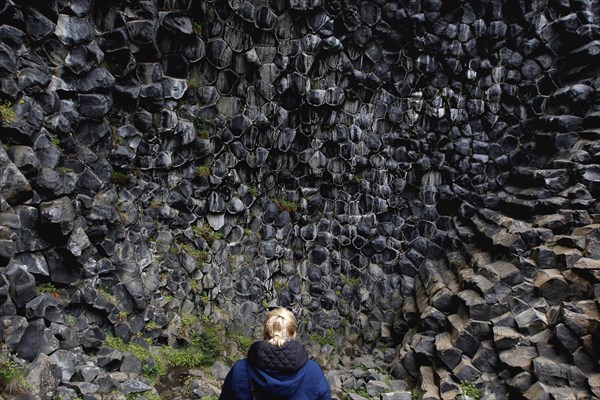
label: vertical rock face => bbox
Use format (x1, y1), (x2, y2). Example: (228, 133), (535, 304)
(0, 0), (599, 398)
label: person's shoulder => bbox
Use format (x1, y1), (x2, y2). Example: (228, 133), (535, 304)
(303, 359), (325, 373)
(233, 358), (249, 368)
(228, 358), (249, 374)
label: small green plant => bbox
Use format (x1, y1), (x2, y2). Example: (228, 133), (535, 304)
(233, 333), (254, 353)
(198, 131), (209, 140)
(192, 21), (202, 35)
(459, 379), (481, 399)
(161, 346), (206, 368)
(194, 118), (212, 135)
(65, 315), (77, 327)
(162, 329), (222, 368)
(97, 287), (117, 304)
(343, 276), (360, 286)
(0, 357), (29, 395)
(180, 314), (198, 330)
(273, 279), (287, 290)
(126, 393), (162, 400)
(188, 70), (202, 90)
(411, 387), (421, 399)
(141, 362), (161, 378)
(118, 311), (128, 322)
(181, 243), (209, 262)
(199, 293), (209, 305)
(38, 282), (61, 299)
(111, 171), (129, 185)
(193, 225), (224, 245)
(342, 387), (369, 398)
(190, 280), (201, 293)
(104, 336), (166, 381)
(248, 186), (258, 196)
(192, 117), (214, 132)
(196, 165), (211, 177)
(309, 328), (336, 347)
(49, 135), (59, 146)
(271, 198), (298, 212)
(0, 102), (16, 124)
(57, 166), (73, 174)
(192, 329), (223, 364)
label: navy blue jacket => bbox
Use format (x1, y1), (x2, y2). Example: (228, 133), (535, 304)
(219, 340), (331, 400)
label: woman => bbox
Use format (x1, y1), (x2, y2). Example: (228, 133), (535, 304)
(219, 307), (331, 400)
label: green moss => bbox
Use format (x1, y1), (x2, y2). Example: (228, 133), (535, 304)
(37, 283), (60, 298)
(194, 117), (213, 140)
(411, 387), (421, 399)
(309, 328), (336, 347)
(233, 333), (254, 353)
(0, 102), (16, 125)
(162, 329), (222, 368)
(126, 393), (162, 400)
(105, 315), (226, 385)
(181, 243), (208, 262)
(118, 311), (128, 321)
(342, 387), (369, 398)
(193, 225), (224, 245)
(196, 165), (211, 177)
(459, 379), (481, 399)
(188, 70), (202, 90)
(180, 314), (198, 329)
(146, 321), (160, 330)
(65, 315), (77, 327)
(111, 171), (129, 185)
(273, 279), (287, 290)
(271, 198), (298, 212)
(104, 336), (166, 381)
(199, 293), (209, 304)
(97, 287), (118, 304)
(192, 22), (202, 35)
(343, 276), (360, 286)
(105, 337), (149, 361)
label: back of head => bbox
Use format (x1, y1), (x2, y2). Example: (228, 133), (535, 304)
(263, 307), (297, 347)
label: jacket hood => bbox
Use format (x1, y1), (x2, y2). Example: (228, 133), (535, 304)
(246, 340), (310, 397)
(247, 340), (308, 373)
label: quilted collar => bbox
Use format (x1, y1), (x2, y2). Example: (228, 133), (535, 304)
(247, 340), (309, 373)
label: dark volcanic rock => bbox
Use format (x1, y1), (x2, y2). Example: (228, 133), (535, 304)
(0, 1), (599, 399)
(55, 14), (95, 45)
(0, 147), (33, 205)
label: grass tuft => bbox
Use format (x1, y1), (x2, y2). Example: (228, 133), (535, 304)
(0, 357), (29, 395)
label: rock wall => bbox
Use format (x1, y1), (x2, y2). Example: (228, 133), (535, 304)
(0, 0), (599, 398)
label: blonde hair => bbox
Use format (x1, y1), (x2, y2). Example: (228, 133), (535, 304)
(263, 307), (297, 347)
